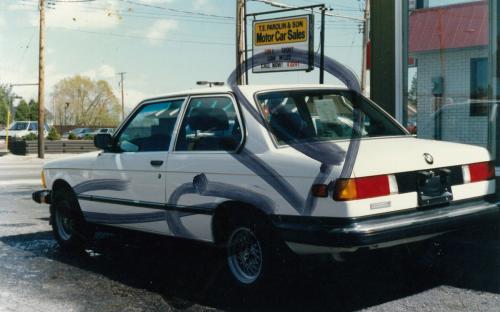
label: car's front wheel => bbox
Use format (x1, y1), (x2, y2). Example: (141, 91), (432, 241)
(51, 189), (94, 251)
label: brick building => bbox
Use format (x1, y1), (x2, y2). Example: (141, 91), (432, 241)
(409, 1), (491, 148)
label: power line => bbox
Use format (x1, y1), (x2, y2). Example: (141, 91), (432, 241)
(121, 0), (234, 19)
(53, 27), (236, 46)
(3, 1), (235, 24)
(7, 0), (234, 21)
(250, 0), (364, 22)
(297, 0), (362, 11)
(53, 0), (96, 2)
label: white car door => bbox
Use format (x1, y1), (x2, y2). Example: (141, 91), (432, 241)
(78, 98), (185, 235)
(165, 94), (247, 241)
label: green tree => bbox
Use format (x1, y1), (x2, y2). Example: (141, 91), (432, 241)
(27, 99), (54, 123)
(47, 127), (61, 141)
(52, 75), (121, 127)
(28, 99), (38, 120)
(408, 75), (418, 104)
(0, 84), (13, 126)
(15, 99), (30, 121)
(0, 101), (7, 126)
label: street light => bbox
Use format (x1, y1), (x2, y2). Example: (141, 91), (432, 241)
(64, 102), (69, 126)
(196, 81), (225, 88)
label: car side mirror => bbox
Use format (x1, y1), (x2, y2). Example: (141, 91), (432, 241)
(94, 133), (113, 151)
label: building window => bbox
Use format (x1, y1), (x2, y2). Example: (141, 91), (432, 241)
(470, 57), (489, 116)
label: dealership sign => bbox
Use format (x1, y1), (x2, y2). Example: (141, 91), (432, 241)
(252, 15), (314, 73)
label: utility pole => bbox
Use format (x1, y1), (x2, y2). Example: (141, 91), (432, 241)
(118, 72), (126, 121)
(236, 0), (246, 85)
(361, 0), (370, 95)
(37, 0), (46, 159)
(320, 7), (326, 84)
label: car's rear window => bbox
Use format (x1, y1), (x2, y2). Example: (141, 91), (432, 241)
(256, 89), (406, 145)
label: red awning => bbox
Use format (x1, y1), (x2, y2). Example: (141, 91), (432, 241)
(409, 1), (488, 53)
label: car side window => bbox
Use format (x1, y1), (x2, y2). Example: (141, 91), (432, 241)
(116, 99), (184, 152)
(29, 122), (38, 131)
(175, 96), (243, 151)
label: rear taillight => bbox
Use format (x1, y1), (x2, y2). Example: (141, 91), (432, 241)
(463, 161), (495, 183)
(334, 174), (398, 201)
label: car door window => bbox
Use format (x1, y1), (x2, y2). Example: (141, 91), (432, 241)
(116, 99), (184, 152)
(175, 96), (243, 151)
(29, 122), (38, 131)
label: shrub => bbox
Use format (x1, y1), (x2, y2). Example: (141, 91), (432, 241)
(47, 127), (61, 141)
(83, 134), (94, 140)
(68, 133), (77, 140)
(22, 133), (37, 141)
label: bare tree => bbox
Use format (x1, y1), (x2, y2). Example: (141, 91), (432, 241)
(52, 75), (121, 127)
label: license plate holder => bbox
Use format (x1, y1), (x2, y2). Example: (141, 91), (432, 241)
(417, 169), (453, 207)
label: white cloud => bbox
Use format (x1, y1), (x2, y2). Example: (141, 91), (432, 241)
(83, 64), (116, 80)
(6, 3), (34, 12)
(193, 0), (209, 9)
(146, 20), (178, 45)
(0, 16), (5, 31)
(0, 62), (65, 106)
(124, 89), (147, 112)
(192, 0), (214, 12)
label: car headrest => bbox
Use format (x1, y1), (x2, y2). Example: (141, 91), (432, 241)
(151, 118), (176, 136)
(188, 107), (229, 131)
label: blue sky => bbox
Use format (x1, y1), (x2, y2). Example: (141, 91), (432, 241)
(0, 0), (366, 113)
(0, 0), (468, 113)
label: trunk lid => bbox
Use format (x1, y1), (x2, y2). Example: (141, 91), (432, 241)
(350, 136), (491, 177)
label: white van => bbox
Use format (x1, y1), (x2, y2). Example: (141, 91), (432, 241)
(0, 121), (49, 139)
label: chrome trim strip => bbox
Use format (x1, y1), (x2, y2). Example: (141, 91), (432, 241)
(331, 201), (500, 235)
(77, 194), (214, 215)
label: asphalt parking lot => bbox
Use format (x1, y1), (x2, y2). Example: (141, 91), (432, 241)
(0, 154), (500, 311)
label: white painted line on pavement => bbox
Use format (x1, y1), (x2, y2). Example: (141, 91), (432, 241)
(0, 165), (42, 169)
(0, 179), (41, 186)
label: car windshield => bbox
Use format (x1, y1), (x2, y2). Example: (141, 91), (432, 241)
(256, 89), (407, 145)
(9, 122), (29, 130)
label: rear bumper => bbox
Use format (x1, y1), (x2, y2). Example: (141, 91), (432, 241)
(271, 198), (500, 253)
(32, 189), (52, 204)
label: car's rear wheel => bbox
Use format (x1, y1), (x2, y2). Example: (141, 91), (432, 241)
(227, 226), (263, 285)
(222, 213), (289, 290)
(51, 189), (94, 251)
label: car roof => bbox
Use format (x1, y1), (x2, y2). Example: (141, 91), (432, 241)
(140, 84), (349, 103)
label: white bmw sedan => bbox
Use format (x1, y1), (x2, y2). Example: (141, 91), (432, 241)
(33, 84), (499, 288)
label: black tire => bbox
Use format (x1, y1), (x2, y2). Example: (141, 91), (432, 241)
(50, 188), (94, 251)
(223, 214), (288, 290)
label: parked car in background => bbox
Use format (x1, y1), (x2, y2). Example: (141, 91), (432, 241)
(0, 121), (49, 140)
(63, 128), (93, 139)
(89, 128), (115, 136)
(33, 85), (499, 290)
(0, 138), (6, 154)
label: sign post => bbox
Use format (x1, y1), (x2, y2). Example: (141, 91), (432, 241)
(252, 14), (314, 73)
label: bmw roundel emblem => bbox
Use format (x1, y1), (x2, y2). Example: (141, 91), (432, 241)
(423, 153), (434, 165)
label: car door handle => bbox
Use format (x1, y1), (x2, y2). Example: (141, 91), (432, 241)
(150, 160), (164, 167)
